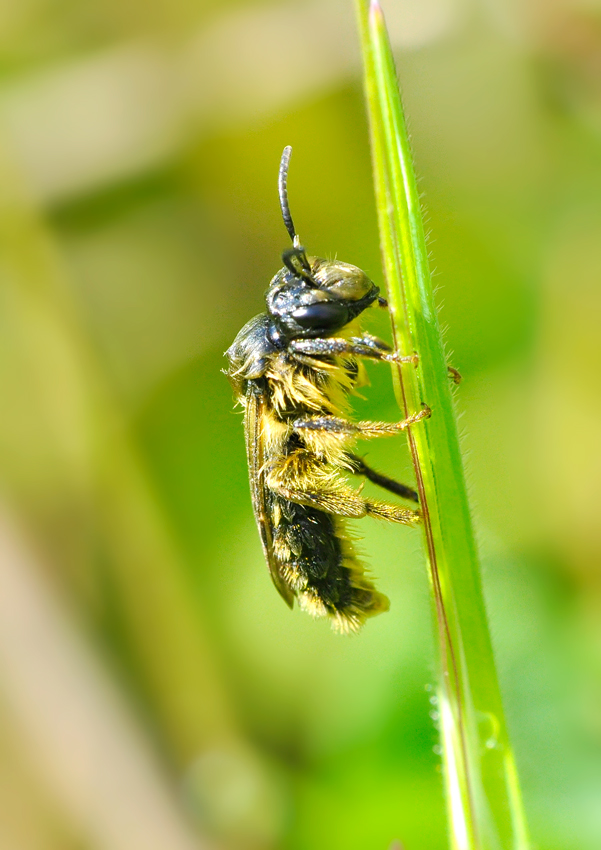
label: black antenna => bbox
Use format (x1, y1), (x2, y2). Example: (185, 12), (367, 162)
(278, 145), (298, 246)
(278, 146), (315, 283)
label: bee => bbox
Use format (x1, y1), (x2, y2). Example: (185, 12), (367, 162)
(226, 146), (428, 633)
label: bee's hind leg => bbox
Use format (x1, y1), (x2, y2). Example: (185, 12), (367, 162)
(265, 455), (420, 526)
(347, 455), (418, 503)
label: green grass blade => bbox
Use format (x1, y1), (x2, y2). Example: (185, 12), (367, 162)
(355, 2), (531, 848)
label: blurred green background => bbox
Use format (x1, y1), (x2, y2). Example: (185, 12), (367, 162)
(0, 0), (600, 848)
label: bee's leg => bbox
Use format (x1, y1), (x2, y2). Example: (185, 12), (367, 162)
(265, 455), (420, 526)
(349, 333), (392, 352)
(290, 337), (418, 365)
(448, 365), (462, 384)
(293, 407), (430, 440)
(347, 455), (418, 503)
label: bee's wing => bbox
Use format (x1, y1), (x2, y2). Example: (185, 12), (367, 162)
(245, 386), (295, 609)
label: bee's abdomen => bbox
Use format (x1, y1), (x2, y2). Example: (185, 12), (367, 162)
(270, 496), (389, 633)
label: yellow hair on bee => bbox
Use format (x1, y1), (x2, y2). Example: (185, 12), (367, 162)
(225, 150), (424, 633)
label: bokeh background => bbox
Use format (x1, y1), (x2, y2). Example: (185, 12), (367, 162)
(0, 0), (600, 848)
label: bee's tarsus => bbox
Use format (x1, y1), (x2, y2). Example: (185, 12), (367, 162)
(385, 351), (419, 366)
(447, 365), (462, 384)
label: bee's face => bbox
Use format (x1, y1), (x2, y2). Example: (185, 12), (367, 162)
(266, 257), (379, 339)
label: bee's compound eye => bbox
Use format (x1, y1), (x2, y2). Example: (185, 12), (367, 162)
(292, 301), (349, 330)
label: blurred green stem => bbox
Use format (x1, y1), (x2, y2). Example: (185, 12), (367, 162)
(355, 2), (530, 848)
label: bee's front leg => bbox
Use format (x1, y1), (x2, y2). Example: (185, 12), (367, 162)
(290, 337), (417, 365)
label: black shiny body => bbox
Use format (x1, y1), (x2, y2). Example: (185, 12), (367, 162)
(227, 255), (421, 633)
(225, 147), (423, 633)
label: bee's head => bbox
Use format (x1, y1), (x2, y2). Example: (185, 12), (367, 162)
(266, 256), (379, 338)
(266, 146), (381, 339)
